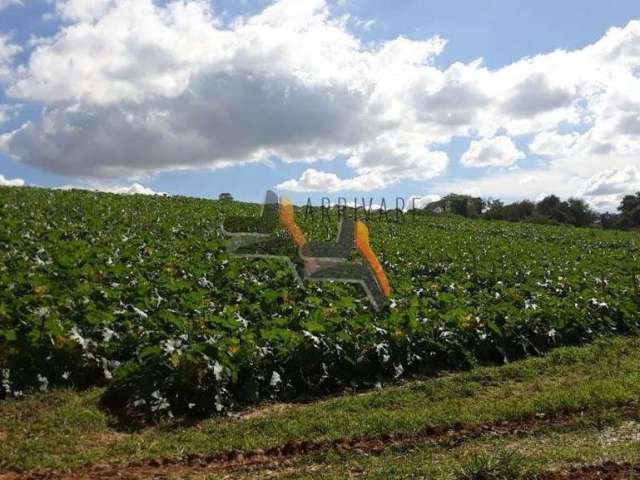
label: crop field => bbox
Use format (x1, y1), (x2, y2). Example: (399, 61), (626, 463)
(1, 187), (640, 479)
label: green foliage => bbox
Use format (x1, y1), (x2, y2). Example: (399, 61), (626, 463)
(0, 186), (639, 420)
(425, 194), (484, 218)
(618, 192), (640, 229)
(456, 450), (535, 480)
(484, 195), (597, 227)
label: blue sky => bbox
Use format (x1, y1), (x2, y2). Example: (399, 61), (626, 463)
(0, 0), (639, 210)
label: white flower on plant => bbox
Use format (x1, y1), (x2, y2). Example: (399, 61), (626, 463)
(161, 338), (184, 355)
(214, 393), (224, 412)
(102, 328), (118, 342)
(375, 342), (390, 363)
(213, 361), (223, 381)
(33, 306), (49, 318)
(270, 371), (282, 387)
(62, 371), (70, 380)
(303, 330), (321, 347)
(374, 326), (388, 335)
(589, 298), (608, 309)
(393, 363), (404, 378)
(69, 326), (89, 350)
(235, 312), (248, 329)
(150, 390), (170, 412)
(37, 374), (49, 392)
(131, 306), (148, 319)
(1, 369), (11, 395)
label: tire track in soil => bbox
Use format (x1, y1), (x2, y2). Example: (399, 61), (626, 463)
(1, 403), (638, 480)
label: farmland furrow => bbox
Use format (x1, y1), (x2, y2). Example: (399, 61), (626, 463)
(2, 402), (638, 480)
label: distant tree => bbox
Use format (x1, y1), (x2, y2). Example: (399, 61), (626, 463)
(566, 198), (597, 227)
(426, 194), (484, 218)
(484, 199), (535, 222)
(510, 200), (536, 222)
(523, 213), (560, 225)
(536, 195), (569, 223)
(618, 192), (640, 228)
(485, 198), (503, 211)
(599, 212), (621, 229)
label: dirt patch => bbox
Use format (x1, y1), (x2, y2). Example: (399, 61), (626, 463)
(599, 420), (640, 446)
(237, 402), (296, 421)
(1, 404), (638, 480)
(541, 462), (640, 479)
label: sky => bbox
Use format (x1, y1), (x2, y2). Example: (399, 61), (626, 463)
(0, 0), (639, 211)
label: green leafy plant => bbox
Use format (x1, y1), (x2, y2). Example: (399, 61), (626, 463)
(0, 187), (638, 420)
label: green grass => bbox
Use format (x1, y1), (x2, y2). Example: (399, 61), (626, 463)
(1, 336), (640, 476)
(239, 413), (640, 479)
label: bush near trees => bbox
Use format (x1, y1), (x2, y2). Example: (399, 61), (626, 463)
(425, 193), (640, 230)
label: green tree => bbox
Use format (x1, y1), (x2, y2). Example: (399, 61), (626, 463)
(618, 192), (640, 228)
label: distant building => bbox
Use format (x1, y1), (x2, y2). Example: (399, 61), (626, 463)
(219, 193), (233, 201)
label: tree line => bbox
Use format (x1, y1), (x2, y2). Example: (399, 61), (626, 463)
(422, 192), (640, 230)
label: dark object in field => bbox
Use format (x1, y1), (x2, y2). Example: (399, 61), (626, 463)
(220, 192), (390, 312)
(299, 214), (354, 262)
(218, 193), (234, 201)
(305, 262), (387, 312)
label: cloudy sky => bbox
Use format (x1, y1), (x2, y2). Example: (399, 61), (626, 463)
(0, 0), (639, 210)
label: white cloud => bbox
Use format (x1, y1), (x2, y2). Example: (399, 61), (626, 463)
(0, 0), (639, 199)
(406, 194), (441, 210)
(55, 0), (114, 21)
(0, 106), (10, 125)
(577, 166), (640, 211)
(104, 183), (165, 195)
(0, 104), (20, 126)
(347, 133), (449, 181)
(58, 182), (165, 195)
(0, 0), (22, 11)
(277, 132), (449, 193)
(433, 169), (584, 203)
(461, 136), (525, 168)
(0, 173), (24, 186)
(529, 131), (580, 157)
(0, 35), (21, 82)
(276, 168), (385, 192)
